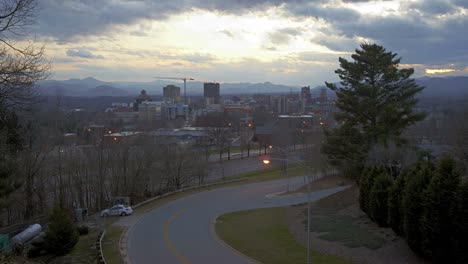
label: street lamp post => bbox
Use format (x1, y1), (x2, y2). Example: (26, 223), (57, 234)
(262, 156), (312, 264)
(268, 145), (290, 192)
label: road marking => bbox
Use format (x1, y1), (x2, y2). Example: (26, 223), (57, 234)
(164, 209), (190, 264)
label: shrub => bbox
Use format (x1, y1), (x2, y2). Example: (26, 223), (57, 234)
(77, 225), (89, 236)
(453, 180), (468, 264)
(43, 204), (79, 255)
(388, 169), (407, 235)
(359, 166), (384, 215)
(402, 162), (434, 255)
(369, 171), (392, 227)
(358, 167), (372, 212)
(419, 157), (460, 262)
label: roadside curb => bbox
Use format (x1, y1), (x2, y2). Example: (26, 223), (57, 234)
(119, 226), (130, 264)
(210, 217), (263, 264)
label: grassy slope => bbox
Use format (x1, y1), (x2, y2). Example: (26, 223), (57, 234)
(101, 226), (125, 264)
(216, 207), (351, 264)
(308, 186), (386, 250)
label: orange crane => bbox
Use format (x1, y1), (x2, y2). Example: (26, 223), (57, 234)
(155, 76), (194, 104)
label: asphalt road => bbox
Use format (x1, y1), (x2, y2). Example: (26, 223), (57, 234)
(127, 175), (349, 264)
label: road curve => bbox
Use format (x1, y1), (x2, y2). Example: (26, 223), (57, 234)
(127, 176), (349, 264)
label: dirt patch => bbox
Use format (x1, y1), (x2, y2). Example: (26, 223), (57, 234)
(286, 185), (429, 264)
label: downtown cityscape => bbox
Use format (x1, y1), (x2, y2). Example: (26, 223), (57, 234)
(0, 1), (468, 264)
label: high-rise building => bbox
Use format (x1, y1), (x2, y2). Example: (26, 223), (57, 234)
(301, 86), (311, 100)
(320, 88), (327, 101)
(204, 82), (220, 104)
(163, 85), (181, 102)
(276, 96), (289, 114)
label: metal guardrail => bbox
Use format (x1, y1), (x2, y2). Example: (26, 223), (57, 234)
(132, 178), (247, 209)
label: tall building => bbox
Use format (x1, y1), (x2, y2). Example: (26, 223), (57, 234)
(301, 86), (311, 100)
(204, 82), (220, 104)
(276, 96), (289, 114)
(320, 88), (327, 101)
(163, 85), (181, 102)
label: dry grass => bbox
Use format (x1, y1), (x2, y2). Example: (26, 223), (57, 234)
(216, 207), (351, 264)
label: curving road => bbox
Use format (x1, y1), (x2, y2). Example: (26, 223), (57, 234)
(127, 176), (349, 264)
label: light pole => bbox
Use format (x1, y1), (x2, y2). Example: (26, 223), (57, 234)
(262, 156), (313, 264)
(268, 145), (290, 192)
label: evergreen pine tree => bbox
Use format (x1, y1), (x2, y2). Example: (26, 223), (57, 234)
(388, 169), (407, 235)
(402, 162), (433, 255)
(453, 180), (468, 264)
(369, 171), (392, 227)
(420, 157), (460, 261)
(43, 204), (79, 255)
(323, 43), (425, 172)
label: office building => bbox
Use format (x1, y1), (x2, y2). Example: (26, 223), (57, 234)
(301, 86), (311, 100)
(163, 85), (181, 102)
(204, 82), (220, 104)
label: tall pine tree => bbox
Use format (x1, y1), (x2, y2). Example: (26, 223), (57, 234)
(322, 43), (425, 177)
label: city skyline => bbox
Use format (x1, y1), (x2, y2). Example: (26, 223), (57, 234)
(24, 0), (468, 86)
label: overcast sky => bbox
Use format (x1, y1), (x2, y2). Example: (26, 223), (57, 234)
(30, 0), (468, 86)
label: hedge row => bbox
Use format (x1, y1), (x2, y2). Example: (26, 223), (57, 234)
(359, 157), (468, 263)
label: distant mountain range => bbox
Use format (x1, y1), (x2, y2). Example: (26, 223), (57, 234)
(37, 76), (468, 99)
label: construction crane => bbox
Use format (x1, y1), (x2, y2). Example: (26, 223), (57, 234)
(155, 76), (194, 104)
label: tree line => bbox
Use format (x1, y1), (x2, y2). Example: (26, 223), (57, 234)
(359, 156), (467, 263)
(321, 43), (468, 263)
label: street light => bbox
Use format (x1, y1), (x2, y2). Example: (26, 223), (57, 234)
(268, 145), (290, 192)
(261, 156), (313, 264)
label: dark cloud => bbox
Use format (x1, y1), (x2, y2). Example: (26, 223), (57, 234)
(66, 48), (104, 59)
(452, 0), (468, 8)
(285, 2), (361, 22)
(312, 33), (360, 52)
(267, 27), (302, 45)
(331, 14), (468, 64)
(36, 0), (183, 41)
(409, 0), (456, 15)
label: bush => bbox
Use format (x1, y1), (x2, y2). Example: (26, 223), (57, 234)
(77, 225), (89, 236)
(369, 171), (392, 227)
(419, 157), (460, 262)
(43, 204), (79, 255)
(359, 166), (384, 215)
(388, 169), (407, 235)
(402, 162), (434, 255)
(359, 167), (370, 212)
(453, 180), (468, 264)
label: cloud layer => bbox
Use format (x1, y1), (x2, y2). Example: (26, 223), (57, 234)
(29, 0), (468, 85)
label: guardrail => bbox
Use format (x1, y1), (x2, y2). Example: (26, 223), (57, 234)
(132, 178), (247, 209)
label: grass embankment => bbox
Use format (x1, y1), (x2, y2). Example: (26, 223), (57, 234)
(208, 146), (242, 155)
(101, 226), (126, 264)
(307, 186), (386, 250)
(280, 173), (352, 196)
(216, 207), (351, 264)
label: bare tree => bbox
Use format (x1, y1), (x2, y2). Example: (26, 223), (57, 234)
(0, 0), (49, 109)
